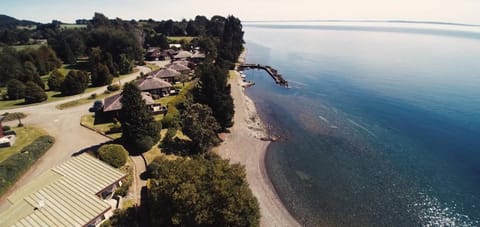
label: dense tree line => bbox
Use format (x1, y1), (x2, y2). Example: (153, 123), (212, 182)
(0, 46), (61, 86)
(0, 46), (62, 102)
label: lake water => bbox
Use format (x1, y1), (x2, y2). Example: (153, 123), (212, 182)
(242, 22), (480, 226)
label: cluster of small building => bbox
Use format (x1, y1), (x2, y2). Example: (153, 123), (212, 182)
(145, 45), (206, 63)
(99, 47), (205, 117)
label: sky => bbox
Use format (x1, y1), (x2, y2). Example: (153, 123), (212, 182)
(2, 0), (480, 25)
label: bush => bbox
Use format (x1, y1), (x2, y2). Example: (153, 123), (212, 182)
(0, 136), (55, 195)
(107, 84), (121, 91)
(98, 144), (129, 168)
(24, 81), (48, 104)
(6, 79), (26, 100)
(107, 125), (122, 134)
(2, 125), (11, 132)
(47, 70), (65, 91)
(132, 136), (154, 154)
(115, 165), (132, 197)
(61, 70), (89, 96)
(161, 106), (180, 128)
(88, 93), (97, 99)
(164, 127), (176, 141)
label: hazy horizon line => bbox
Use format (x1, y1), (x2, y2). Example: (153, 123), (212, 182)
(243, 19), (480, 28)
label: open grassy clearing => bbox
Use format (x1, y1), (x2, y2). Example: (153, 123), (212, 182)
(80, 114), (122, 139)
(56, 91), (118, 110)
(145, 63), (160, 71)
(167, 36), (196, 42)
(0, 126), (47, 162)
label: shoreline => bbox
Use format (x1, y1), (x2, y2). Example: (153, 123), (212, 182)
(216, 51), (300, 226)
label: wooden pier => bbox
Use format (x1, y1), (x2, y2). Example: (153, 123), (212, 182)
(239, 64), (288, 87)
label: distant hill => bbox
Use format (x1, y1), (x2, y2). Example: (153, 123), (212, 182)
(0, 14), (40, 28)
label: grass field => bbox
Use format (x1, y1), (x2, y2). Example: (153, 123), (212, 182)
(145, 63), (160, 71)
(0, 126), (47, 162)
(167, 36), (196, 43)
(56, 91), (118, 110)
(81, 114), (122, 139)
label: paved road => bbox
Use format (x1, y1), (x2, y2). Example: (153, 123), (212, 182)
(0, 66), (151, 211)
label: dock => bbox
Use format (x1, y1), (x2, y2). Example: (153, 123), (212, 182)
(239, 64), (288, 87)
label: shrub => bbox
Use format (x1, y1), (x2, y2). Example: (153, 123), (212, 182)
(2, 125), (11, 132)
(47, 70), (65, 91)
(88, 93), (97, 99)
(124, 136), (154, 155)
(107, 125), (122, 134)
(6, 79), (26, 100)
(107, 84), (120, 91)
(98, 144), (129, 168)
(115, 165), (132, 197)
(0, 136), (55, 195)
(24, 81), (48, 104)
(61, 70), (89, 96)
(164, 127), (177, 141)
(161, 106), (180, 128)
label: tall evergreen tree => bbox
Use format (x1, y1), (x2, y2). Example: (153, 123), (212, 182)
(120, 83), (161, 154)
(194, 63), (234, 130)
(219, 16), (244, 63)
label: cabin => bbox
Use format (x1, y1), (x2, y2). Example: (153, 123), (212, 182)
(103, 92), (155, 117)
(173, 50), (193, 60)
(134, 76), (173, 97)
(166, 62), (192, 75)
(0, 153), (126, 227)
(145, 47), (162, 61)
(151, 68), (181, 83)
(191, 51), (206, 63)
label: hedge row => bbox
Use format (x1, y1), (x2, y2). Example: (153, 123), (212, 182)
(0, 135), (55, 196)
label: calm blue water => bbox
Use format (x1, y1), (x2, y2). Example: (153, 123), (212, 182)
(242, 22), (480, 226)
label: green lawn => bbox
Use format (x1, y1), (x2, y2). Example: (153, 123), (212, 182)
(0, 126), (47, 162)
(56, 91), (118, 110)
(81, 114), (122, 139)
(167, 36), (196, 43)
(145, 63), (160, 71)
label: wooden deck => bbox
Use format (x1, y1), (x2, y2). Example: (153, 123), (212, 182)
(239, 64), (288, 87)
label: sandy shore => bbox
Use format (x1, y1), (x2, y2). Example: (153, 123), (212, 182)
(217, 68), (300, 226)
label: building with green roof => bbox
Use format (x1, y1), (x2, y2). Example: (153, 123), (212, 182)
(0, 153), (126, 227)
